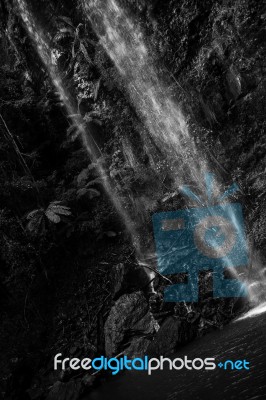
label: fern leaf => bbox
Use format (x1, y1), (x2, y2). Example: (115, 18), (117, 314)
(26, 214), (45, 234)
(45, 210), (61, 224)
(47, 202), (71, 216)
(77, 188), (100, 200)
(57, 16), (75, 29)
(26, 209), (44, 220)
(86, 177), (103, 187)
(77, 168), (89, 185)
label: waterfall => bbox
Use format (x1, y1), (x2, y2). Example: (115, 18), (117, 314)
(82, 0), (261, 303)
(15, 0), (139, 246)
(16, 0), (265, 306)
(82, 0), (209, 192)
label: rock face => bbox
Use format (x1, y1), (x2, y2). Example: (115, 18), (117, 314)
(111, 263), (155, 299)
(104, 291), (159, 357)
(147, 317), (197, 357)
(111, 263), (129, 299)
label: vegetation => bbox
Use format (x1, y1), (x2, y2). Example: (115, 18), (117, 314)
(0, 0), (265, 398)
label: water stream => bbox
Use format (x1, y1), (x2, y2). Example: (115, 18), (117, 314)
(82, 0), (260, 300)
(15, 0), (139, 243)
(14, 2), (266, 398)
(16, 0), (266, 304)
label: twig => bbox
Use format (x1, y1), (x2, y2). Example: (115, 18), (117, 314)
(0, 113), (43, 204)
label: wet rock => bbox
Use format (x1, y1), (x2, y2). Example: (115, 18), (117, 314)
(111, 264), (155, 299)
(147, 316), (197, 357)
(226, 65), (256, 101)
(111, 263), (129, 298)
(125, 337), (152, 358)
(104, 291), (159, 357)
(46, 380), (82, 400)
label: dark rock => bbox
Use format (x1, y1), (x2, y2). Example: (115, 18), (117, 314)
(46, 380), (82, 400)
(26, 385), (46, 400)
(58, 368), (73, 383)
(226, 65), (257, 101)
(104, 291), (159, 357)
(81, 374), (96, 390)
(111, 263), (128, 299)
(147, 316), (197, 357)
(226, 65), (243, 100)
(125, 337), (152, 358)
(69, 346), (78, 356)
(110, 264), (155, 299)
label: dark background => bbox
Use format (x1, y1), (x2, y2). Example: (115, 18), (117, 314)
(0, 0), (266, 398)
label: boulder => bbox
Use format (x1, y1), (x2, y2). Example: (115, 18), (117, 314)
(110, 264), (155, 299)
(104, 291), (159, 357)
(125, 337), (152, 358)
(111, 263), (129, 299)
(147, 316), (197, 356)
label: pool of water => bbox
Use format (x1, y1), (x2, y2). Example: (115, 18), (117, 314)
(86, 303), (266, 400)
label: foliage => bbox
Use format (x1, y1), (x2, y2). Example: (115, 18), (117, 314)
(0, 0), (266, 396)
(26, 201), (71, 234)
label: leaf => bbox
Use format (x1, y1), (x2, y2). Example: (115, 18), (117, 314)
(87, 188), (100, 199)
(72, 37), (77, 59)
(85, 111), (101, 119)
(26, 214), (45, 234)
(26, 209), (44, 220)
(76, 188), (100, 200)
(86, 177), (103, 187)
(52, 207), (72, 216)
(94, 79), (101, 101)
(67, 124), (81, 141)
(87, 162), (98, 171)
(48, 202), (72, 216)
(76, 188), (88, 199)
(44, 201), (71, 223)
(105, 231), (117, 237)
(53, 30), (73, 44)
(67, 124), (77, 136)
(79, 42), (92, 64)
(57, 16), (75, 28)
(58, 27), (73, 35)
(67, 114), (80, 119)
(77, 168), (89, 185)
(45, 210), (61, 223)
(92, 118), (102, 126)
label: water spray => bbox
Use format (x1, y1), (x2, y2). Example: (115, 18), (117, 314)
(15, 0), (139, 247)
(81, 0), (265, 306)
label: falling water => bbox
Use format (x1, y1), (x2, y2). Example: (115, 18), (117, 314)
(82, 0), (210, 191)
(15, 0), (265, 306)
(82, 0), (266, 305)
(15, 0), (139, 245)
